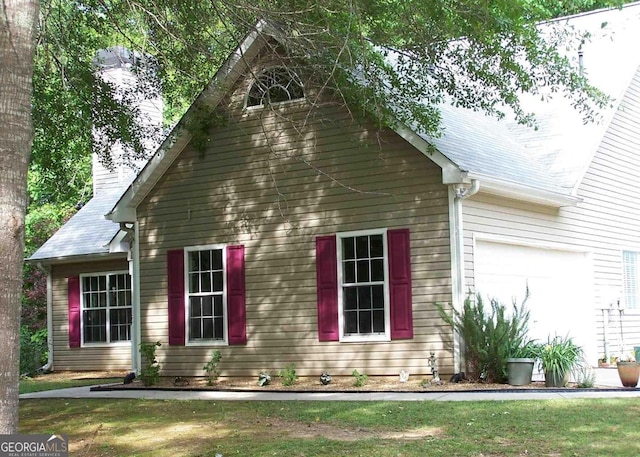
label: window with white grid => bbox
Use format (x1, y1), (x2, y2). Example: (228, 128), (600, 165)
(81, 272), (132, 344)
(187, 247), (226, 342)
(338, 230), (390, 340)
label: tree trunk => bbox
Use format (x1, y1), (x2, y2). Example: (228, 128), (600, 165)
(0, 0), (39, 434)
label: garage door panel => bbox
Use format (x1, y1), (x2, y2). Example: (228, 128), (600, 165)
(475, 240), (595, 364)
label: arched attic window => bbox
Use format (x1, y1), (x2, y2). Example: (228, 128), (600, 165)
(246, 67), (304, 108)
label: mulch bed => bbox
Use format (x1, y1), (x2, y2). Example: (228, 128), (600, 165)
(88, 374), (627, 393)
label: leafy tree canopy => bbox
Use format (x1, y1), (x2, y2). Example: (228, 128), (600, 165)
(30, 0), (633, 214)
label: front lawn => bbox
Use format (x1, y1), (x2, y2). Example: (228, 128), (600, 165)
(19, 398), (640, 456)
(19, 372), (124, 394)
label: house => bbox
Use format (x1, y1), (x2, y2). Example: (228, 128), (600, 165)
(28, 4), (640, 378)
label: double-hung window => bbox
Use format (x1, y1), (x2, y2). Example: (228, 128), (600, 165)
(338, 230), (390, 341)
(81, 272), (132, 344)
(623, 251), (640, 310)
(186, 246), (226, 344)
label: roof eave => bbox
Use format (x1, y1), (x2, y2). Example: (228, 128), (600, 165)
(393, 123), (467, 184)
(25, 251), (128, 266)
(470, 174), (582, 207)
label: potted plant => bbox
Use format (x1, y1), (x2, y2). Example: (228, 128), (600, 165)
(616, 353), (639, 388)
(507, 341), (538, 386)
(597, 355), (610, 368)
(538, 335), (582, 387)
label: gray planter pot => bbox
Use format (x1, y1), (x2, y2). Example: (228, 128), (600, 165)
(507, 358), (535, 386)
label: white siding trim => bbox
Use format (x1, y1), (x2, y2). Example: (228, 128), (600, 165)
(472, 232), (592, 253)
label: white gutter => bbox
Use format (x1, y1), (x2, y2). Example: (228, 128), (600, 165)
(448, 179), (480, 374)
(27, 251), (127, 266)
(469, 174), (581, 207)
(36, 263), (54, 372)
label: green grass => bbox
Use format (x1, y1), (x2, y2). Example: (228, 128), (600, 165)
(19, 376), (121, 394)
(19, 398), (640, 456)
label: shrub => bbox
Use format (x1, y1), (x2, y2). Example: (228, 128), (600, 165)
(20, 326), (48, 376)
(436, 290), (531, 383)
(203, 350), (222, 386)
(277, 363), (297, 386)
(139, 341), (161, 386)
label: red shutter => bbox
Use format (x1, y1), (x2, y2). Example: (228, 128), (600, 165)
(388, 228), (413, 339)
(316, 235), (339, 341)
(227, 245), (247, 345)
(167, 249), (185, 346)
(68, 276), (81, 348)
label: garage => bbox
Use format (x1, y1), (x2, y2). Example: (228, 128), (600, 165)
(473, 238), (596, 365)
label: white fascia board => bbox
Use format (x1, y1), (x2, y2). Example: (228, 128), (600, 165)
(470, 173), (583, 207)
(106, 22), (270, 223)
(393, 123), (467, 184)
(25, 252), (128, 265)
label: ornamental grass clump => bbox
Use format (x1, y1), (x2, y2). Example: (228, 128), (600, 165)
(436, 290), (531, 383)
(538, 334), (582, 379)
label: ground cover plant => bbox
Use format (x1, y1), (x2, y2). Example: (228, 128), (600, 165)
(19, 398), (640, 456)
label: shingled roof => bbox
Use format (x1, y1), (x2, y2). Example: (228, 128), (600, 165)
(425, 3), (640, 198)
(28, 184), (128, 263)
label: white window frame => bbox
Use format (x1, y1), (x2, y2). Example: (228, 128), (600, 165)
(80, 270), (132, 347)
(184, 244), (228, 346)
(622, 250), (640, 312)
(244, 66), (305, 111)
(337, 228), (391, 343)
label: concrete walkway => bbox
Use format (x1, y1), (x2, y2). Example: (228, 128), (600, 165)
(20, 368), (640, 402)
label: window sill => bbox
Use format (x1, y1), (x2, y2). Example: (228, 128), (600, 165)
(80, 342), (131, 348)
(340, 334), (390, 344)
(185, 340), (228, 347)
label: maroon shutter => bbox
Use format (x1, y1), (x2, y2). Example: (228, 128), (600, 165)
(316, 235), (339, 341)
(227, 245), (247, 345)
(388, 228), (413, 339)
(68, 276), (81, 348)
(167, 249), (185, 346)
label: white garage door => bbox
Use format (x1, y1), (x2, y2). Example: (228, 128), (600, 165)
(474, 239), (596, 365)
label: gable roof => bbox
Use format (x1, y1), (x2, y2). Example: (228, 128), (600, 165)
(105, 21), (465, 223)
(107, 4), (640, 221)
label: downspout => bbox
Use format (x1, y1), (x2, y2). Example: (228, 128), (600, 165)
(36, 263), (54, 372)
(120, 222), (141, 374)
(448, 179), (479, 373)
(133, 222), (142, 374)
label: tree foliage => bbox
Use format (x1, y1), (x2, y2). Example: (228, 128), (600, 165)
(33, 0), (627, 177)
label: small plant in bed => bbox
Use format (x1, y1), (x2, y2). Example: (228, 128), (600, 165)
(352, 369), (368, 387)
(203, 350), (222, 386)
(277, 363), (298, 386)
(139, 341), (161, 386)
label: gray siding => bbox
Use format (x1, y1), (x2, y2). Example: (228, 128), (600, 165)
(463, 65), (640, 359)
(51, 258), (131, 371)
(137, 99), (453, 377)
